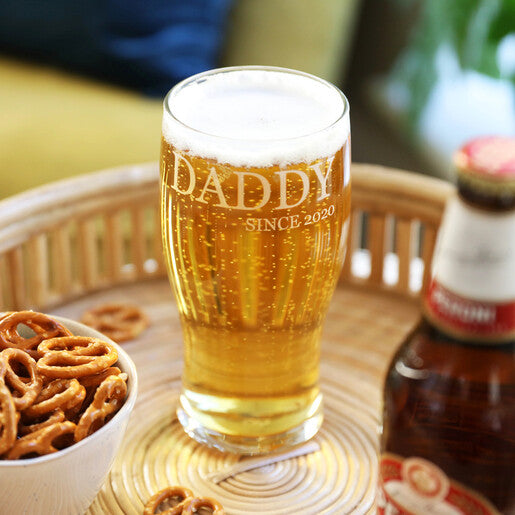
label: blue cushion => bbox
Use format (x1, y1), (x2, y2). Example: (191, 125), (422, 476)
(0, 0), (233, 96)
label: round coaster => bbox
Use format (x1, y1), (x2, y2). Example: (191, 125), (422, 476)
(89, 364), (379, 515)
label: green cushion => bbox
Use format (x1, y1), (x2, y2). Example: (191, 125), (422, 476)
(0, 57), (162, 198)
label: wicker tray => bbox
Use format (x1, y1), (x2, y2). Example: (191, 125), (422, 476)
(0, 163), (453, 514)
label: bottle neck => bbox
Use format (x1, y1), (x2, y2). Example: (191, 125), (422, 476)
(423, 195), (515, 343)
(458, 179), (515, 211)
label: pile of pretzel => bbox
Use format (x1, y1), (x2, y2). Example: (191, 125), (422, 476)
(0, 311), (128, 460)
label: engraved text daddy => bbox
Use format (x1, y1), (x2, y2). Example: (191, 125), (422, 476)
(169, 151), (335, 210)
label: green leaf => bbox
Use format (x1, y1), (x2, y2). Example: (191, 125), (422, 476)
(387, 0), (515, 128)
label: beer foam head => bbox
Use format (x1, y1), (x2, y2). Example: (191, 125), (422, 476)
(163, 67), (350, 167)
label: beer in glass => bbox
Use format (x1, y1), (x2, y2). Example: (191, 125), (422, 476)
(160, 66), (350, 453)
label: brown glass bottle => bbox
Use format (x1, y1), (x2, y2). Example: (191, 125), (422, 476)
(378, 137), (515, 515)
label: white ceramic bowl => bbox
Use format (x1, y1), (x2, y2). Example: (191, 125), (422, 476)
(0, 315), (138, 515)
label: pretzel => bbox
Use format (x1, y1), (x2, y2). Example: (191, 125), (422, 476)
(75, 375), (127, 442)
(0, 377), (18, 455)
(143, 486), (195, 515)
(0, 311), (72, 358)
(0, 310), (130, 460)
(79, 366), (124, 390)
(68, 370), (128, 424)
(0, 348), (43, 411)
(19, 409), (66, 436)
(6, 421), (76, 459)
(77, 367), (126, 416)
(23, 378), (85, 419)
(183, 498), (225, 515)
(81, 303), (148, 343)
(36, 336), (118, 378)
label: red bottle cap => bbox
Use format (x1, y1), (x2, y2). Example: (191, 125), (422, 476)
(454, 136), (515, 195)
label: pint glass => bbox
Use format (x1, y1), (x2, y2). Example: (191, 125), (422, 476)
(160, 66), (350, 454)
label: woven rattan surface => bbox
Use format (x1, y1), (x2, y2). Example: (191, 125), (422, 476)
(52, 278), (419, 514)
(0, 162), (454, 513)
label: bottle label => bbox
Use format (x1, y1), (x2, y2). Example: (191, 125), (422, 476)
(424, 279), (515, 342)
(426, 197), (515, 341)
(378, 454), (501, 515)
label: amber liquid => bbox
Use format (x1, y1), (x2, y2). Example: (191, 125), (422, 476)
(160, 139), (350, 440)
(381, 319), (515, 513)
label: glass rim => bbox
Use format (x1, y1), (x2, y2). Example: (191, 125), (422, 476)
(163, 65), (349, 144)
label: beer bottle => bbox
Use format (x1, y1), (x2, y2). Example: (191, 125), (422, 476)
(378, 137), (515, 514)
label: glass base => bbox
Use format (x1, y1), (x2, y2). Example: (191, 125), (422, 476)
(177, 390), (323, 455)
